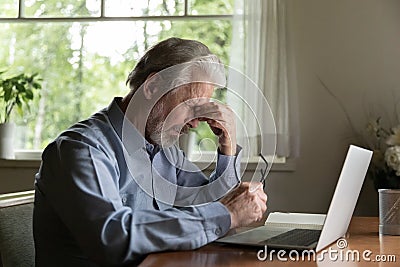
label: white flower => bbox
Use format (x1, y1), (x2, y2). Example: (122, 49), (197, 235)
(366, 119), (380, 135)
(386, 125), (400, 146)
(385, 146), (400, 176)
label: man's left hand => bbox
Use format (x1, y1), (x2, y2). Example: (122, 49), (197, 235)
(194, 101), (236, 155)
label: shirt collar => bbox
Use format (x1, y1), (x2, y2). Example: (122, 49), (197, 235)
(106, 97), (151, 154)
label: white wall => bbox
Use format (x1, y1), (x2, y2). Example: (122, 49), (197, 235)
(262, 0), (400, 216)
(1, 0), (400, 216)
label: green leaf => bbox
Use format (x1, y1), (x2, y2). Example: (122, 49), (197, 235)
(11, 74), (24, 82)
(25, 89), (34, 100)
(15, 96), (22, 107)
(16, 83), (25, 92)
(33, 82), (42, 89)
(4, 86), (12, 102)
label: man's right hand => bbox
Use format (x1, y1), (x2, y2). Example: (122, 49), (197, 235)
(219, 182), (267, 229)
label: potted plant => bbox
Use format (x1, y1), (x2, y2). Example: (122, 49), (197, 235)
(0, 70), (42, 159)
(364, 119), (400, 190)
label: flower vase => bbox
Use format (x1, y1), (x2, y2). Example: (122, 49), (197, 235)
(0, 122), (15, 159)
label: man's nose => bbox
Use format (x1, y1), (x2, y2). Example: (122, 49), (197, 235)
(187, 119), (199, 128)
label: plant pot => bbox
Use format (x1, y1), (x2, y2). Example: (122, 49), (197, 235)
(378, 189), (400, 235)
(0, 122), (15, 159)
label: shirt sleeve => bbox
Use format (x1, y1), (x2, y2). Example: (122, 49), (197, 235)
(176, 145), (242, 187)
(36, 137), (231, 266)
(168, 145), (242, 206)
(210, 145), (243, 184)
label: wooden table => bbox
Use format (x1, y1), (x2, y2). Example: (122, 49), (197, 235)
(140, 217), (400, 266)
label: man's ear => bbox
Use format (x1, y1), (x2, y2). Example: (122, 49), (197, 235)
(143, 72), (159, 100)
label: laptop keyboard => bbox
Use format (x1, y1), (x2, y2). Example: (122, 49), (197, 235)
(265, 229), (321, 247)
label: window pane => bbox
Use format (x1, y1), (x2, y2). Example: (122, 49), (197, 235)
(1, 22), (133, 149)
(105, 0), (184, 17)
(0, 0), (18, 18)
(1, 19), (231, 150)
(188, 0), (234, 15)
(158, 20), (232, 64)
(23, 0), (100, 17)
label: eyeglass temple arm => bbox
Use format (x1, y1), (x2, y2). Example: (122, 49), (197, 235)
(258, 153), (269, 183)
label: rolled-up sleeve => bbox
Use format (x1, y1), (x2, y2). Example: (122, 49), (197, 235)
(36, 137), (231, 266)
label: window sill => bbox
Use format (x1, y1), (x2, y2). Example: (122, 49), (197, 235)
(0, 150), (42, 168)
(192, 158), (296, 172)
(189, 152), (296, 172)
(14, 150), (42, 160)
(1, 150), (296, 172)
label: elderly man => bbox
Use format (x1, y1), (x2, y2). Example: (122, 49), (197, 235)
(33, 37), (267, 266)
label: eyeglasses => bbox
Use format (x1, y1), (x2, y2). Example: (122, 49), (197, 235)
(259, 153), (269, 189)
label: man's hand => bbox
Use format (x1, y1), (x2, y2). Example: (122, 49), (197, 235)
(194, 101), (236, 155)
(219, 182), (267, 229)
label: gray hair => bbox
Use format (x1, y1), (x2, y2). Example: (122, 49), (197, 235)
(168, 55), (226, 90)
(126, 37), (225, 93)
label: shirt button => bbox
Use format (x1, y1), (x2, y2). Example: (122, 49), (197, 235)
(215, 228), (222, 236)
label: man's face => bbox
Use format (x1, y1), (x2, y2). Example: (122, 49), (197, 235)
(146, 83), (214, 147)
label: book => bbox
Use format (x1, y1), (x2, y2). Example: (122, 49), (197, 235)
(264, 212), (326, 230)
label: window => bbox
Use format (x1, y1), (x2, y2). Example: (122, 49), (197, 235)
(0, 0), (234, 157)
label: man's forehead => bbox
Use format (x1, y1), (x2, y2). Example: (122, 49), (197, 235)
(175, 82), (215, 101)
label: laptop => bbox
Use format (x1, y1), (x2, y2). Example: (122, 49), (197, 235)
(216, 145), (373, 252)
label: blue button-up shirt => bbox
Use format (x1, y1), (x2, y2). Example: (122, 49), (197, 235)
(33, 98), (242, 266)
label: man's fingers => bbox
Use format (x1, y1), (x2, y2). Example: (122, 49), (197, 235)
(256, 189), (268, 203)
(192, 101), (236, 156)
(252, 199), (266, 222)
(255, 198), (267, 217)
(222, 181), (269, 228)
(248, 184), (267, 214)
(194, 101), (220, 113)
(247, 182), (263, 193)
(246, 182), (262, 188)
(194, 102), (232, 122)
(258, 198), (267, 214)
(206, 120), (227, 136)
(239, 182), (251, 188)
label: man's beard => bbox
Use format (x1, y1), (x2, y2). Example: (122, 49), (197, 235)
(146, 102), (190, 147)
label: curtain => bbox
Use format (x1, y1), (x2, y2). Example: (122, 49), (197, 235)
(227, 0), (299, 158)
